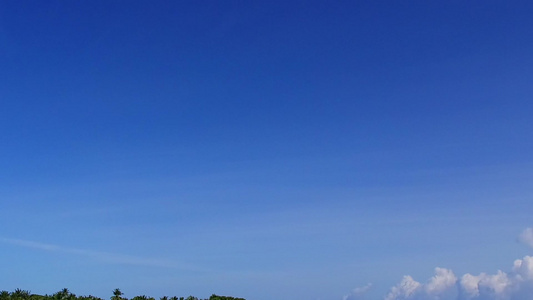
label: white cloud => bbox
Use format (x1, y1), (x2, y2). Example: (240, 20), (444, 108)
(385, 260), (533, 300)
(513, 256), (533, 280)
(425, 267), (457, 296)
(459, 273), (482, 298)
(475, 270), (512, 299)
(384, 275), (422, 300)
(383, 268), (457, 300)
(383, 228), (533, 300)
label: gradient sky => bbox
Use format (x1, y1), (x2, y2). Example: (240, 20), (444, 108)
(1, 1), (532, 300)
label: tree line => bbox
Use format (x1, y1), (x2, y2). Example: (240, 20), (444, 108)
(0, 288), (245, 300)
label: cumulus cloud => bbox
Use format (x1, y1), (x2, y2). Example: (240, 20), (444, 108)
(426, 267), (458, 296)
(384, 259), (533, 300)
(384, 275), (422, 300)
(383, 229), (533, 300)
(384, 268), (457, 300)
(459, 270), (512, 299)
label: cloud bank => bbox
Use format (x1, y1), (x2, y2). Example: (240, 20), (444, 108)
(381, 228), (533, 300)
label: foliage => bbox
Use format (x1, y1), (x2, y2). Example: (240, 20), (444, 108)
(131, 295), (154, 300)
(0, 290), (244, 300)
(209, 295), (245, 300)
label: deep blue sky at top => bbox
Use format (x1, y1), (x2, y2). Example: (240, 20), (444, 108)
(2, 1), (531, 182)
(1, 1), (533, 300)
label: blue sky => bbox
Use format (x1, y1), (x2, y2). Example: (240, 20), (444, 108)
(1, 1), (532, 300)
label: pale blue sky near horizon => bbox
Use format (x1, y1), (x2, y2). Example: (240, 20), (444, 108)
(1, 1), (532, 300)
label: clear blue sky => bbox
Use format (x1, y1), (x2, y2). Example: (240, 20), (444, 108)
(1, 1), (532, 300)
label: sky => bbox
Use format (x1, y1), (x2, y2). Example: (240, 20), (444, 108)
(1, 1), (532, 300)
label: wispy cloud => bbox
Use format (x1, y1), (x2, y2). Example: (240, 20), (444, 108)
(518, 227), (533, 248)
(0, 237), (202, 271)
(343, 283), (372, 300)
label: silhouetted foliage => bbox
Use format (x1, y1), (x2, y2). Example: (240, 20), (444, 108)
(209, 295), (245, 300)
(0, 289), (244, 300)
(1, 292), (11, 300)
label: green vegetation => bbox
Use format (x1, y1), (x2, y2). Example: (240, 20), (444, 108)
(0, 289), (244, 300)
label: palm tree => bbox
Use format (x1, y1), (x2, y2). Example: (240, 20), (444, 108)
(111, 289), (123, 300)
(53, 288), (72, 300)
(0, 291), (10, 300)
(131, 295), (153, 300)
(12, 289), (31, 300)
